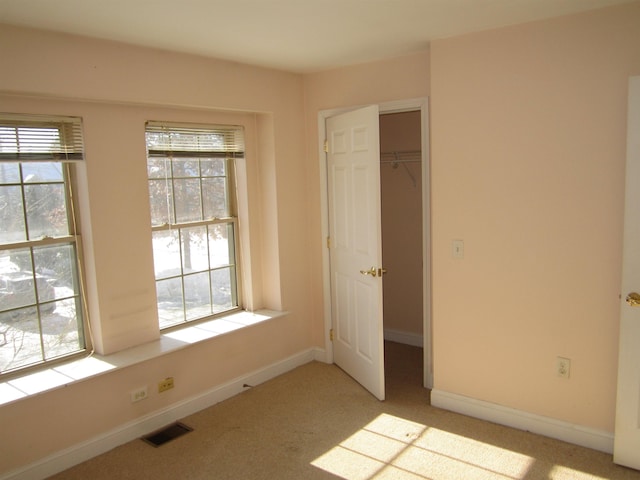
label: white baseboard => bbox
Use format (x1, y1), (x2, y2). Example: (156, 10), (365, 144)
(384, 328), (423, 347)
(312, 347), (329, 363)
(1, 348), (318, 480)
(431, 389), (614, 454)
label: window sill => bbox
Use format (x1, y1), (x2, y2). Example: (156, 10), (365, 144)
(0, 309), (286, 407)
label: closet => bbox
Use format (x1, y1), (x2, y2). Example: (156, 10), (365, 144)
(380, 111), (423, 349)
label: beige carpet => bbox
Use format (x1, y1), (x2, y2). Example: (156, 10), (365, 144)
(48, 342), (640, 479)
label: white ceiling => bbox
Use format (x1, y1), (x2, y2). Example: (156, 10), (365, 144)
(0, 0), (634, 73)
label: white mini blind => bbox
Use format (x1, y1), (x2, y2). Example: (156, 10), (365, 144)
(146, 121), (245, 158)
(0, 113), (84, 162)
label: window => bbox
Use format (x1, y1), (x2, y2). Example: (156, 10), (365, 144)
(0, 114), (87, 376)
(146, 122), (244, 329)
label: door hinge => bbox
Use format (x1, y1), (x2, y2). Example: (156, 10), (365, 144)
(324, 139), (329, 153)
(329, 328), (334, 342)
(327, 236), (331, 249)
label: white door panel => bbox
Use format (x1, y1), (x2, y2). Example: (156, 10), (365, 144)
(327, 105), (385, 401)
(614, 76), (640, 470)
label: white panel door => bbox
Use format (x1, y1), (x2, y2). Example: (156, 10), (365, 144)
(326, 105), (385, 400)
(614, 76), (640, 470)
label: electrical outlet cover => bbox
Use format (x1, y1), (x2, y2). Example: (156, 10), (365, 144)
(158, 377), (175, 393)
(131, 386), (148, 403)
(556, 357), (571, 379)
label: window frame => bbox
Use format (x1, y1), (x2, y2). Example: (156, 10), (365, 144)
(0, 114), (89, 378)
(145, 122), (244, 330)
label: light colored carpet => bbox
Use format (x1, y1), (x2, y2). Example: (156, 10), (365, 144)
(48, 342), (640, 479)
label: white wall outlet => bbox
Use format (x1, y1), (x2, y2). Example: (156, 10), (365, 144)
(130, 385), (148, 403)
(556, 357), (571, 379)
(452, 239), (464, 259)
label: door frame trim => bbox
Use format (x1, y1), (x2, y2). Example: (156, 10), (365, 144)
(318, 97), (433, 389)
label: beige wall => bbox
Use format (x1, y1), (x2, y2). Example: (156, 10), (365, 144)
(0, 24), (311, 474)
(430, 2), (640, 431)
(380, 111), (423, 335)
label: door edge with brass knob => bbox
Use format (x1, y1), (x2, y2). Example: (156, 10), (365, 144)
(359, 267), (387, 278)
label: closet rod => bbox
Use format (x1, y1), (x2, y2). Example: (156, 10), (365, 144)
(380, 151), (419, 187)
(380, 150), (422, 164)
(380, 158), (421, 165)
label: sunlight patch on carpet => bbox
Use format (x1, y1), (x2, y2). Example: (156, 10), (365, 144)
(311, 413), (535, 479)
(549, 465), (608, 480)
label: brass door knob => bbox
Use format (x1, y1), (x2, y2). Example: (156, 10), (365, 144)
(626, 292), (640, 306)
(360, 267), (377, 277)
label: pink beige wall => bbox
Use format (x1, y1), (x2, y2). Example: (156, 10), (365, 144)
(430, 2), (640, 431)
(0, 24), (311, 474)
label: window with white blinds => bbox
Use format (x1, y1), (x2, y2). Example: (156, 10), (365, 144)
(146, 121), (244, 158)
(146, 121), (244, 329)
(0, 113), (87, 377)
(0, 114), (84, 162)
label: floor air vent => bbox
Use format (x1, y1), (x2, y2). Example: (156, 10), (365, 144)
(142, 422), (193, 447)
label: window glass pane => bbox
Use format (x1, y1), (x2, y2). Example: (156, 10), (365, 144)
(0, 185), (26, 243)
(147, 158), (170, 179)
(173, 178), (202, 223)
(172, 159), (199, 178)
(211, 267), (235, 313)
(35, 273), (55, 305)
(202, 177), (228, 219)
(200, 159), (225, 177)
(4, 247), (34, 274)
(209, 223), (232, 267)
(181, 226), (208, 273)
(152, 230), (181, 280)
(22, 162), (64, 183)
(156, 277), (184, 329)
(148, 178), (174, 226)
(40, 299), (82, 360)
(184, 272), (212, 320)
(0, 307), (42, 372)
(33, 243), (78, 297)
(0, 271), (37, 311)
(0, 248), (35, 311)
(25, 183), (68, 239)
(0, 163), (20, 184)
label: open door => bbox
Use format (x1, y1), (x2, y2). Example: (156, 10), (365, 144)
(326, 105), (385, 400)
(614, 76), (640, 470)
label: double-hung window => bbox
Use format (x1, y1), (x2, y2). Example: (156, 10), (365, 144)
(146, 122), (244, 329)
(0, 114), (87, 376)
